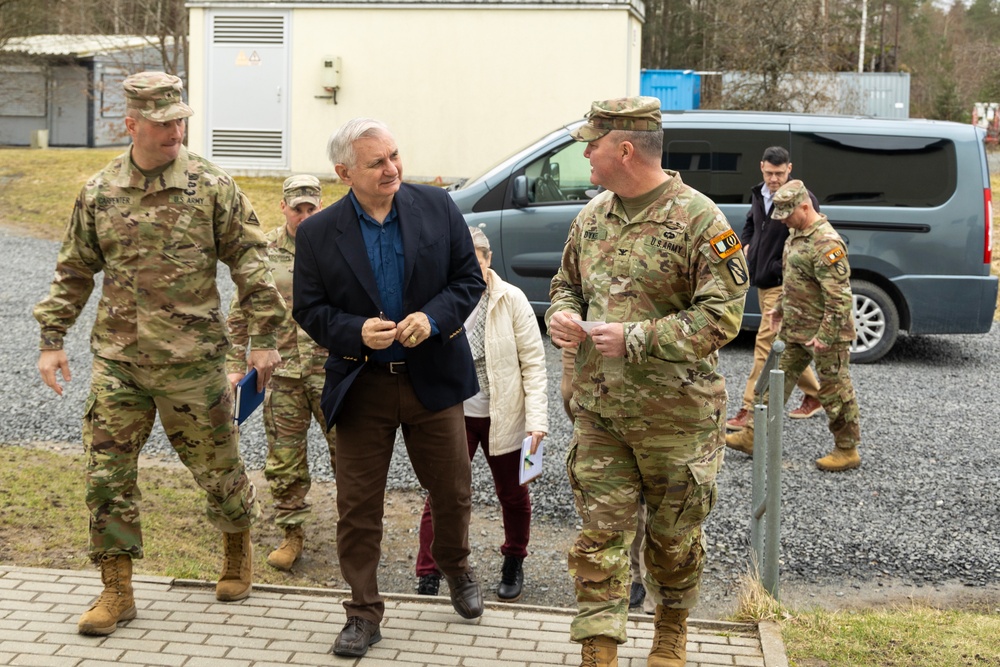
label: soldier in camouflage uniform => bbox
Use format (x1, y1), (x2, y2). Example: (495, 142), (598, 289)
(546, 97), (749, 667)
(226, 174), (336, 572)
(725, 180), (862, 471)
(33, 72), (286, 637)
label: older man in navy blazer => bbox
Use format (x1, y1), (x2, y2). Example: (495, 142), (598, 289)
(293, 118), (486, 658)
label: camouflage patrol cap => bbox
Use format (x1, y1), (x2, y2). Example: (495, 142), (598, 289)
(122, 71), (193, 122)
(283, 174), (322, 208)
(570, 96), (662, 142)
(771, 179), (809, 220)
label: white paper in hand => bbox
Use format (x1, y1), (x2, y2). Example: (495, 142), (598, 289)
(519, 435), (543, 485)
(575, 320), (607, 335)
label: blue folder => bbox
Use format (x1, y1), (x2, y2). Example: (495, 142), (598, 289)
(234, 368), (266, 425)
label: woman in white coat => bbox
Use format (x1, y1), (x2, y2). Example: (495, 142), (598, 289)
(415, 226), (548, 602)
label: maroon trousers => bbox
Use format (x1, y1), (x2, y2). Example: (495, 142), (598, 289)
(416, 415), (531, 577)
(335, 367), (472, 623)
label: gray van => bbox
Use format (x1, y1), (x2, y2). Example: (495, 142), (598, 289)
(449, 111), (997, 362)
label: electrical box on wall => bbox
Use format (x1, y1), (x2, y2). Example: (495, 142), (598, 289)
(322, 56), (341, 89)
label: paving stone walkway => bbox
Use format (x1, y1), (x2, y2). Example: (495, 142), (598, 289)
(0, 566), (788, 666)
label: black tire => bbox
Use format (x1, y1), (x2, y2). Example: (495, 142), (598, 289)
(850, 279), (899, 363)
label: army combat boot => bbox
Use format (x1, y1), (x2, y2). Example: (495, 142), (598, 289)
(267, 524), (305, 571)
(648, 606), (688, 667)
(580, 636), (618, 667)
(816, 447), (861, 471)
(78, 554), (137, 635)
(216, 529), (253, 601)
(725, 425), (754, 455)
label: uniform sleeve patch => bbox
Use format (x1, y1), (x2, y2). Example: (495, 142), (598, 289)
(823, 245), (846, 265)
(727, 256), (749, 285)
(709, 229), (742, 259)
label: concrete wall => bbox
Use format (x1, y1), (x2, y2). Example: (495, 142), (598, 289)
(188, 5), (642, 181)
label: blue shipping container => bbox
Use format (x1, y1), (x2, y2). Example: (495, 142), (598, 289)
(640, 69), (701, 110)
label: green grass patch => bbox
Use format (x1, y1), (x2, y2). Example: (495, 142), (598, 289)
(0, 147), (348, 240)
(729, 565), (1000, 666)
(0, 148), (122, 241)
(783, 605), (1000, 666)
(0, 444), (338, 589)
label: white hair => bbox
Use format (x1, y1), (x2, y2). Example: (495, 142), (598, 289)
(327, 118), (392, 167)
(469, 225), (491, 254)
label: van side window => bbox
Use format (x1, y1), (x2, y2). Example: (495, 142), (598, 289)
(520, 142), (590, 204)
(792, 133), (957, 207)
(661, 129), (787, 204)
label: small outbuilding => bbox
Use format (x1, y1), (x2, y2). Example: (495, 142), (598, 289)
(0, 35), (183, 147)
(185, 0), (644, 181)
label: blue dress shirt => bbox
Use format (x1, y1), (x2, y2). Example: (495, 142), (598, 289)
(349, 192), (437, 363)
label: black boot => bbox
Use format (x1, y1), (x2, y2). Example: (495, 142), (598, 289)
(629, 582), (646, 609)
(496, 556), (524, 602)
(417, 573), (441, 596)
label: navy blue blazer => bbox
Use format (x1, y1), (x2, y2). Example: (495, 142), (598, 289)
(293, 183), (485, 426)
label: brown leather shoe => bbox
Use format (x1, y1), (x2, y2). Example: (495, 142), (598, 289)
(332, 616), (382, 657)
(725, 426), (754, 455)
(789, 395), (823, 419)
(445, 571), (484, 619)
(726, 408), (751, 430)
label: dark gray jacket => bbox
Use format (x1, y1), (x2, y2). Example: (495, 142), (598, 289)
(740, 182), (820, 289)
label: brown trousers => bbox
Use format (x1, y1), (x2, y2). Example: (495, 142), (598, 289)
(334, 366), (472, 624)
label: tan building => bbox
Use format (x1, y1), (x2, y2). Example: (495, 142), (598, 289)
(185, 0), (644, 181)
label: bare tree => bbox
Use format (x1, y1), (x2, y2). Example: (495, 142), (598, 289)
(0, 0), (51, 47)
(1, 0), (186, 75)
(641, 0), (719, 70)
(75, 0), (188, 75)
(707, 0), (836, 111)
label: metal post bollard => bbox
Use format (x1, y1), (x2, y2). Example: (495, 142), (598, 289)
(762, 367), (783, 597)
(748, 340), (784, 599)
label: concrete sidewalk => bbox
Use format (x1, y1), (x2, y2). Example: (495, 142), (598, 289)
(0, 565), (788, 666)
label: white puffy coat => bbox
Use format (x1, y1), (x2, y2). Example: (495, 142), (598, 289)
(478, 269), (548, 456)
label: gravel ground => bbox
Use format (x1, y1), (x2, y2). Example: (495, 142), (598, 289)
(5, 225), (1000, 618)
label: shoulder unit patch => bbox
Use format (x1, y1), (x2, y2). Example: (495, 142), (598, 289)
(823, 245), (846, 265)
(709, 229), (742, 259)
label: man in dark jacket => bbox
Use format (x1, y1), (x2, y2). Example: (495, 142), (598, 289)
(726, 146), (823, 432)
(293, 118), (486, 658)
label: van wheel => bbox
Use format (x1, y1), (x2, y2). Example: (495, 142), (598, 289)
(850, 280), (899, 363)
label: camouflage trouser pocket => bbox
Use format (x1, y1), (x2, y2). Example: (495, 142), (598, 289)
(673, 478), (717, 533)
(674, 454), (721, 532)
(566, 435), (589, 525)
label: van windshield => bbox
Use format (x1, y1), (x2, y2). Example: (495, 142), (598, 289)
(456, 125), (578, 190)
